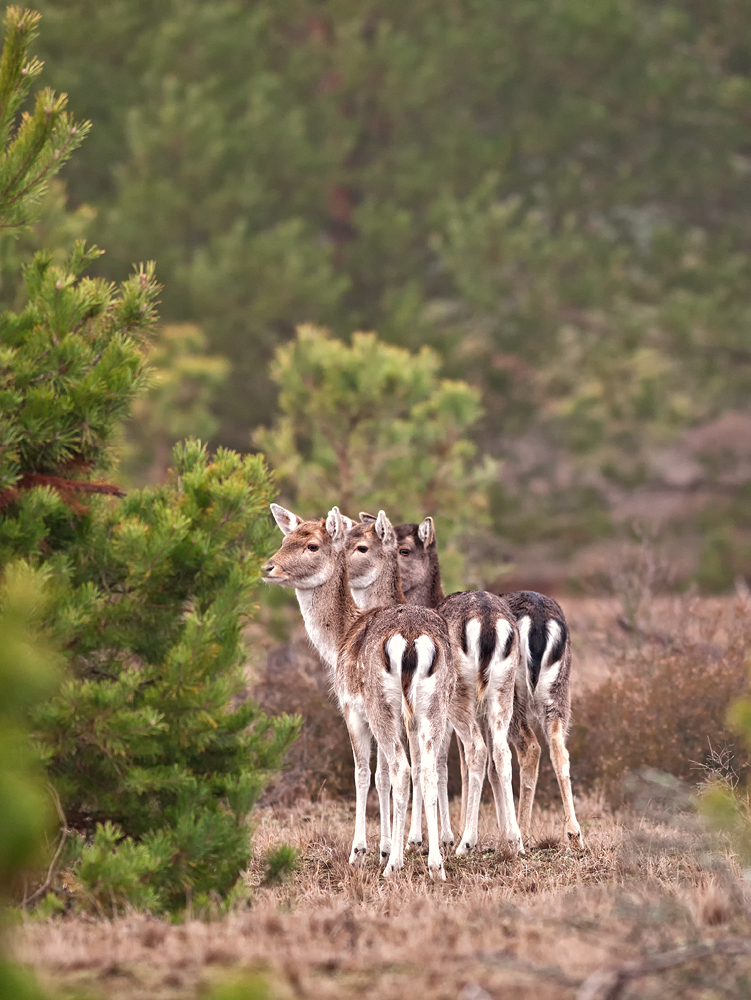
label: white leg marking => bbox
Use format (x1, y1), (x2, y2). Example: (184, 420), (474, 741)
(406, 724), (423, 850)
(345, 706), (372, 866)
(375, 743), (391, 861)
(437, 723), (454, 846)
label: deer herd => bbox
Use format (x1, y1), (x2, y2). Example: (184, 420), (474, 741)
(262, 504), (583, 882)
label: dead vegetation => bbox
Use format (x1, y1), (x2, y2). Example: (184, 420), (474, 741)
(14, 592), (751, 999)
(13, 789), (751, 1000)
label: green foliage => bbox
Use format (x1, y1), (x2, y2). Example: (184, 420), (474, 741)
(0, 563), (62, 999)
(0, 12), (298, 916)
(203, 974), (272, 1000)
(0, 7), (88, 238)
(700, 688), (751, 860)
(261, 843), (299, 887)
(0, 241), (158, 505)
(0, 563), (59, 900)
(257, 325), (492, 582)
(27, 0), (751, 583)
(120, 323), (230, 486)
(29, 442), (300, 912)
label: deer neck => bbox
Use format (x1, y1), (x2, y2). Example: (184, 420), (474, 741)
(405, 553), (445, 609)
(295, 549), (359, 672)
(351, 550), (406, 610)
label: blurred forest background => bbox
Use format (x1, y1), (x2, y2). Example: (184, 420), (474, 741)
(14, 0), (751, 592)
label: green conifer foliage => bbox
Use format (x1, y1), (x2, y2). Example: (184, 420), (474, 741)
(0, 9), (298, 913)
(0, 563), (61, 998)
(256, 324), (493, 585)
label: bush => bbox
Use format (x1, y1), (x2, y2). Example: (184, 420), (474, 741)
(29, 443), (300, 912)
(0, 10), (298, 915)
(570, 604), (751, 795)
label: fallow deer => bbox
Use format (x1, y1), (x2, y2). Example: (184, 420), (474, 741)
(347, 511), (522, 856)
(262, 504), (456, 879)
(395, 519), (584, 849)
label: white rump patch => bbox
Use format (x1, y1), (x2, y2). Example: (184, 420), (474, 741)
(463, 618), (482, 671)
(536, 619), (563, 704)
(517, 615), (532, 692)
(414, 634), (436, 673)
(385, 634), (407, 674)
(496, 618), (513, 657)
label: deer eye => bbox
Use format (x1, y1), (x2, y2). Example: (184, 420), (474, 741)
(399, 548), (411, 557)
(356, 545), (368, 553)
(307, 543), (319, 552)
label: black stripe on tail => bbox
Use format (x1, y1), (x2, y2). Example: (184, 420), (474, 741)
(401, 640), (419, 711)
(528, 617), (566, 690)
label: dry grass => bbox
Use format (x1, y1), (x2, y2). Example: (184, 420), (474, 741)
(13, 794), (751, 1000)
(14, 593), (751, 999)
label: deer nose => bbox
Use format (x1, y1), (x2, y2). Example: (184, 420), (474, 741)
(261, 561), (275, 576)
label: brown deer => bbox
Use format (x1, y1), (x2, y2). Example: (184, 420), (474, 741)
(262, 503), (458, 879)
(347, 511), (523, 856)
(395, 519), (584, 849)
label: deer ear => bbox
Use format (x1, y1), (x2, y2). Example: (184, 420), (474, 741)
(375, 510), (396, 549)
(326, 506), (345, 546)
(359, 512), (377, 524)
(340, 513), (356, 531)
(271, 503), (302, 536)
(417, 516), (435, 548)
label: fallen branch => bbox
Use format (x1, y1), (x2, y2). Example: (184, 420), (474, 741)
(577, 939), (751, 1000)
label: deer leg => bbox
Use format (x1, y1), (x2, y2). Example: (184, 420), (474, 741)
(454, 719), (487, 857)
(419, 722), (446, 880)
(406, 723), (423, 852)
(383, 740), (411, 878)
(437, 722), (454, 847)
(547, 717), (584, 849)
(457, 732), (468, 834)
(375, 743), (392, 861)
(511, 714), (541, 845)
(344, 706), (372, 866)
(489, 710), (524, 855)
(483, 723), (507, 841)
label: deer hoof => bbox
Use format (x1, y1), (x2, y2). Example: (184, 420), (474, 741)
(349, 845), (367, 866)
(428, 860), (447, 882)
(455, 839), (476, 858)
(566, 827), (585, 850)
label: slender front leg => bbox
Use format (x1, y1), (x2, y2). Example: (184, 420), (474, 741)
(344, 706), (373, 866)
(548, 717), (584, 848)
(419, 724), (446, 880)
(375, 743), (392, 861)
(511, 714), (541, 844)
(384, 742), (412, 878)
(406, 723), (423, 852)
(437, 723), (454, 848)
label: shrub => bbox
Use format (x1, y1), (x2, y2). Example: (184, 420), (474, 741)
(570, 605), (751, 795)
(0, 10), (298, 915)
(28, 442), (300, 912)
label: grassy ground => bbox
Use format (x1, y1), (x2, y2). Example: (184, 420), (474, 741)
(14, 790), (751, 1000)
(13, 593), (751, 999)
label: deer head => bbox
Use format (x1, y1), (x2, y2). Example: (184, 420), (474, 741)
(345, 510), (397, 592)
(262, 503), (346, 589)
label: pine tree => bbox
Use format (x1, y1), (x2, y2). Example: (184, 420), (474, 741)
(256, 324), (493, 587)
(0, 7), (298, 914)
